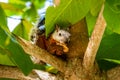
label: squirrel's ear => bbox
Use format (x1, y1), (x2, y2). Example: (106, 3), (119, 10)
(55, 24), (60, 32)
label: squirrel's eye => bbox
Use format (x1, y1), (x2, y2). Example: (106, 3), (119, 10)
(59, 33), (61, 36)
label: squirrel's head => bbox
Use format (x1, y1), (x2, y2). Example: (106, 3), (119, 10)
(52, 25), (71, 44)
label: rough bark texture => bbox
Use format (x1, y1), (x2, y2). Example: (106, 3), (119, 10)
(0, 65), (40, 80)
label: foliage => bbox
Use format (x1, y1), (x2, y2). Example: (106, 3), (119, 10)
(0, 0), (120, 75)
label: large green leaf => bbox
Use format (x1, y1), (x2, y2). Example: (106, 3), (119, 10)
(103, 1), (120, 34)
(0, 27), (34, 75)
(97, 33), (120, 63)
(45, 0), (91, 37)
(96, 33), (120, 70)
(97, 33), (120, 60)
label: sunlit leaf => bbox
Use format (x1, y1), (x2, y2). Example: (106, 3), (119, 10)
(23, 4), (38, 22)
(0, 5), (8, 29)
(9, 0), (25, 6)
(13, 20), (33, 40)
(45, 0), (91, 37)
(45, 65), (58, 74)
(0, 27), (34, 75)
(33, 0), (45, 9)
(12, 22), (25, 39)
(0, 2), (23, 13)
(0, 46), (15, 66)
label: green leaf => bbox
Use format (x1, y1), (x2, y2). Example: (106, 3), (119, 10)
(106, 0), (120, 13)
(12, 22), (24, 39)
(0, 2), (23, 13)
(0, 5), (8, 28)
(90, 0), (104, 16)
(23, 4), (38, 22)
(97, 60), (118, 70)
(103, 1), (120, 34)
(13, 20), (33, 40)
(33, 64), (46, 70)
(9, 0), (26, 6)
(0, 27), (34, 75)
(33, 0), (45, 9)
(45, 0), (91, 37)
(86, 13), (97, 36)
(0, 46), (15, 66)
(103, 58), (120, 64)
(97, 33), (120, 61)
(45, 65), (58, 74)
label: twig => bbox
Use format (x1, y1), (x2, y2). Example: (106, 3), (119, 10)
(83, 4), (106, 70)
(13, 34), (66, 73)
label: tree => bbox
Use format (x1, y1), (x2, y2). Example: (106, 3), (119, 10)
(0, 0), (120, 80)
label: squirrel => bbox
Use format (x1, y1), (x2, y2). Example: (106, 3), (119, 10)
(30, 17), (71, 56)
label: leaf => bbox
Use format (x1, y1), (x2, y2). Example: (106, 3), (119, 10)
(106, 0), (120, 13)
(0, 2), (23, 13)
(90, 0), (104, 16)
(23, 4), (38, 22)
(9, 0), (26, 6)
(12, 22), (24, 39)
(13, 20), (33, 40)
(0, 46), (15, 66)
(86, 13), (97, 36)
(0, 5), (8, 29)
(97, 60), (118, 70)
(96, 33), (120, 61)
(103, 58), (120, 64)
(33, 64), (46, 70)
(33, 0), (45, 9)
(0, 27), (34, 75)
(45, 65), (58, 74)
(45, 0), (91, 37)
(103, 1), (120, 34)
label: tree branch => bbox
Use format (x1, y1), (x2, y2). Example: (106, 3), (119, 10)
(83, 4), (106, 70)
(13, 34), (66, 73)
(0, 65), (40, 80)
